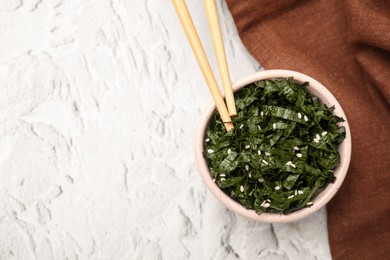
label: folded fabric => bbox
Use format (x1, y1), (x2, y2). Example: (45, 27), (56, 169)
(226, 0), (390, 259)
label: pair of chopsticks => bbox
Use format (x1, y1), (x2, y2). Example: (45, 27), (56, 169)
(172, 0), (236, 131)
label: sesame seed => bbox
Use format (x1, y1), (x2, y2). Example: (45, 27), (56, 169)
(266, 199), (271, 202)
(258, 125), (262, 130)
(240, 185), (244, 192)
(262, 160), (268, 165)
(298, 190), (304, 195)
(207, 149), (214, 154)
(294, 190), (298, 196)
(306, 202), (313, 206)
(213, 178), (216, 182)
(314, 138), (320, 143)
(286, 161), (292, 166)
(275, 186), (281, 190)
(288, 195), (294, 199)
(260, 111), (264, 117)
(296, 153), (303, 158)
(304, 115), (309, 121)
(245, 164), (250, 171)
(316, 133), (321, 140)
(273, 123), (276, 129)
(258, 177), (264, 183)
(220, 174), (226, 177)
(322, 131), (328, 136)
(261, 201), (270, 208)
(205, 138), (210, 142)
(240, 124), (244, 129)
(245, 145), (250, 149)
(248, 173), (252, 178)
(220, 178), (226, 181)
(298, 112), (302, 119)
(293, 146), (300, 151)
(291, 163), (297, 168)
(265, 152), (271, 156)
(257, 150), (262, 155)
(227, 148), (231, 154)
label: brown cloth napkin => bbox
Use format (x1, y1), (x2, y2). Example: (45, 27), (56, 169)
(226, 0), (390, 259)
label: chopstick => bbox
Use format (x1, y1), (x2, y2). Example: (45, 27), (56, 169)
(172, 0), (234, 132)
(204, 0), (237, 117)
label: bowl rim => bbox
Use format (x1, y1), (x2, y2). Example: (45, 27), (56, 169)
(194, 69), (352, 223)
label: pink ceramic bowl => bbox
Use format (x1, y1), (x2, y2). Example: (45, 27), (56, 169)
(195, 69), (352, 223)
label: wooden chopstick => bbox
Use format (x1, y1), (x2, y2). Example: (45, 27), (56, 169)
(172, 0), (234, 131)
(204, 0), (237, 117)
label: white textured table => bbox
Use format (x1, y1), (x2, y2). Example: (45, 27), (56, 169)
(0, 1), (331, 259)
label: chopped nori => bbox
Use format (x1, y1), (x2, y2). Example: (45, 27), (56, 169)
(204, 78), (345, 214)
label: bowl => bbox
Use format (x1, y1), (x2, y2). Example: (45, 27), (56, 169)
(195, 69), (352, 223)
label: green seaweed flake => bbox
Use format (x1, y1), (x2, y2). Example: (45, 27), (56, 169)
(204, 78), (346, 214)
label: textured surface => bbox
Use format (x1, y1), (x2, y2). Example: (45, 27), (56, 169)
(0, 0), (331, 259)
